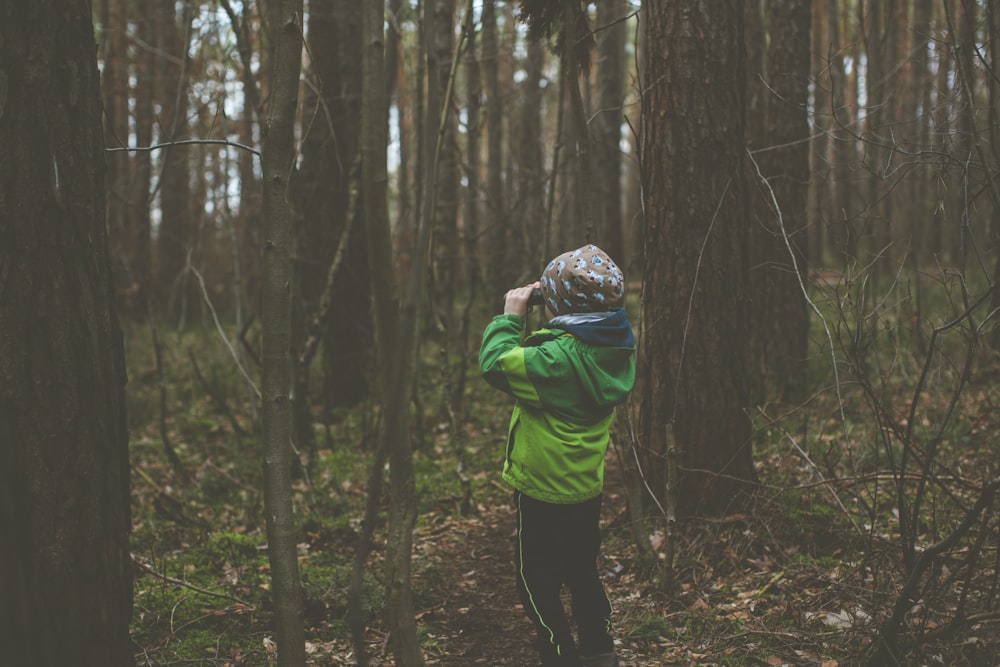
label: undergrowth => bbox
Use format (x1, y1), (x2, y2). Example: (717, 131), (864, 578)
(125, 268), (1000, 666)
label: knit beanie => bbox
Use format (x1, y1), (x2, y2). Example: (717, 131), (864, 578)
(539, 244), (625, 315)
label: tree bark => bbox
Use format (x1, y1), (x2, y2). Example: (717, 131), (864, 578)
(482, 0), (511, 286)
(511, 22), (546, 278)
(594, 0), (628, 262)
(259, 0), (306, 664)
(425, 0), (459, 321)
(362, 0), (424, 664)
(99, 0), (132, 306)
(638, 0), (756, 517)
(749, 0), (811, 401)
(132, 0), (156, 313)
(294, 0), (370, 442)
(154, 0), (194, 320)
(0, 1), (133, 664)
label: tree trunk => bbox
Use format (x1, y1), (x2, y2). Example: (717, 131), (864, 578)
(388, 0), (415, 280)
(425, 0), (459, 321)
(294, 0), (370, 450)
(482, 0), (511, 286)
(594, 0), (627, 262)
(133, 0), (156, 313)
(99, 0), (132, 306)
(511, 26), (546, 278)
(808, 0), (830, 264)
(362, 1), (425, 664)
(0, 2), (133, 664)
(457, 0), (482, 414)
(638, 0), (756, 517)
(749, 0), (811, 400)
(154, 0), (194, 320)
(950, 0), (978, 270)
(259, 0), (306, 665)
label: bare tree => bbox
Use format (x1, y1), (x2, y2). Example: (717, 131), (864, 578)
(259, 0), (306, 664)
(361, 0), (424, 663)
(0, 1), (133, 664)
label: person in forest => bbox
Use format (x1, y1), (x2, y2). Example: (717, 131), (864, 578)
(479, 244), (635, 667)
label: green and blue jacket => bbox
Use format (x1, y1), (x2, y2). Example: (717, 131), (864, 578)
(479, 309), (636, 504)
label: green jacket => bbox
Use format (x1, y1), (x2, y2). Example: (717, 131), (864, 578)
(479, 312), (635, 503)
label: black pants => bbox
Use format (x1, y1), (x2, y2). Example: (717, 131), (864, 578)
(514, 491), (615, 666)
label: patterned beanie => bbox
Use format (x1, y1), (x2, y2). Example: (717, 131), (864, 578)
(539, 244), (625, 315)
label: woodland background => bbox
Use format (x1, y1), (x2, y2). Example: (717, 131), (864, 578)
(3, 0), (1000, 666)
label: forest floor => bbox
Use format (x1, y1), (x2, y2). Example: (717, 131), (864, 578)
(128, 321), (1000, 667)
(131, 426), (864, 667)
(325, 452), (853, 667)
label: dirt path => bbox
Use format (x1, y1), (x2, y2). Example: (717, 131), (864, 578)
(410, 453), (664, 667)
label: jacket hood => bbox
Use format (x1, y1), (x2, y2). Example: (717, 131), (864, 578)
(547, 308), (634, 348)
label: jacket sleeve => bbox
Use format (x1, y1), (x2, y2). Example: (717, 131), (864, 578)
(478, 314), (525, 397)
(480, 314), (565, 409)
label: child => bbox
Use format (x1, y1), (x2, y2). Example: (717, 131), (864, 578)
(479, 245), (635, 667)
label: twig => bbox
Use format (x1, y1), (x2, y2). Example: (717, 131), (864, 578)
(106, 138), (260, 157)
(131, 554), (255, 608)
(746, 148), (853, 464)
(189, 262), (260, 399)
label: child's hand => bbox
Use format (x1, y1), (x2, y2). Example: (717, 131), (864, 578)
(504, 281), (542, 318)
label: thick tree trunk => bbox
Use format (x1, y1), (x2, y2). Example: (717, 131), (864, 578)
(639, 0), (756, 517)
(294, 0), (370, 446)
(0, 2), (133, 664)
(260, 1), (306, 665)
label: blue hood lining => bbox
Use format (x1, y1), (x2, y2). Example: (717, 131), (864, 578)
(547, 309), (635, 348)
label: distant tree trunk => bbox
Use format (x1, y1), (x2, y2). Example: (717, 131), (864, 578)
(638, 0), (756, 517)
(100, 0), (132, 304)
(913, 0), (934, 241)
(388, 0), (415, 278)
(0, 2), (133, 665)
(594, 0), (627, 261)
(624, 11), (644, 273)
(745, 0), (768, 398)
(929, 6), (953, 260)
(457, 0), (482, 411)
(133, 1), (156, 312)
(809, 0), (830, 264)
(425, 0), (459, 321)
(563, 0), (596, 240)
(828, 0), (857, 264)
(987, 1), (1000, 349)
(749, 0), (811, 401)
(950, 0), (977, 271)
(482, 0), (510, 286)
(223, 0), (264, 307)
(154, 0), (194, 320)
(259, 0), (306, 665)
(294, 0), (370, 452)
(512, 29), (546, 277)
(361, 1), (425, 664)
(552, 1), (595, 249)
